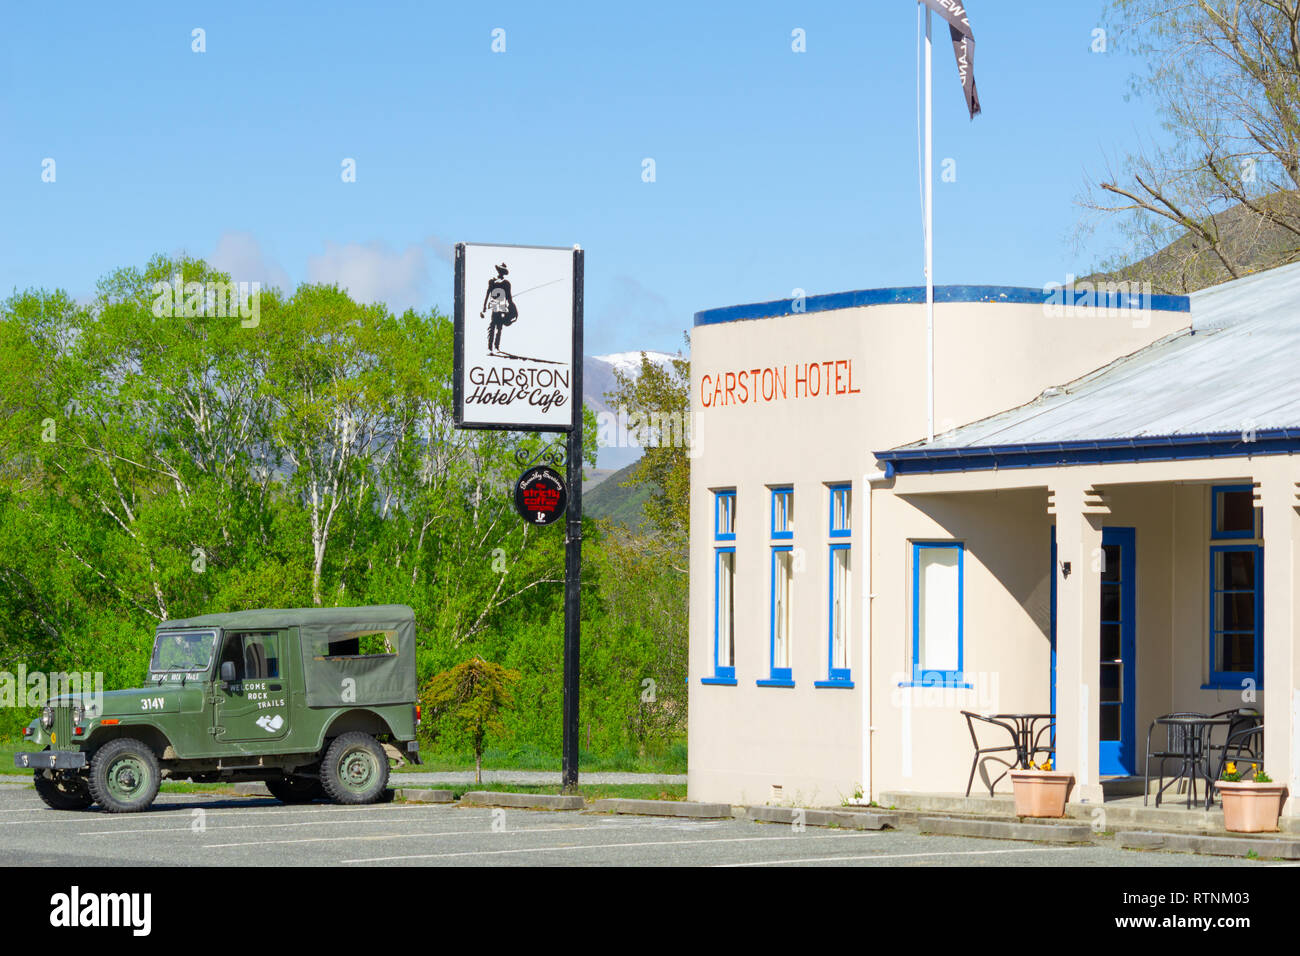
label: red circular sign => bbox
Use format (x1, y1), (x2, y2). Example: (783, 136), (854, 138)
(514, 466), (568, 526)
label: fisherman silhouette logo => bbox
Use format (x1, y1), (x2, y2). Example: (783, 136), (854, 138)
(480, 262), (519, 354)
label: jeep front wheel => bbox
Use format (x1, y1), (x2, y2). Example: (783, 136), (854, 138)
(320, 733), (389, 805)
(266, 776), (324, 804)
(34, 771), (94, 811)
(88, 738), (161, 813)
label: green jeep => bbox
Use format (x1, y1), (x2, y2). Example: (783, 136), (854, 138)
(15, 605), (421, 813)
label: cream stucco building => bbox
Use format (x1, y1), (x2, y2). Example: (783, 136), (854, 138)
(687, 265), (1300, 812)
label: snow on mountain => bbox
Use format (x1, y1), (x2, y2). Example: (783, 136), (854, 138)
(593, 350), (679, 375)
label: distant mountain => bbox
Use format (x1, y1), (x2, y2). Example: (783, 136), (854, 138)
(584, 457), (656, 529)
(583, 351), (680, 470)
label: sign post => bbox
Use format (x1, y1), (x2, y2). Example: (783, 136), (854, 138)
(453, 241), (584, 792)
(563, 250), (583, 792)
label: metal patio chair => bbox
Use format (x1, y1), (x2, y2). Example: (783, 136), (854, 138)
(961, 711), (1020, 797)
(1207, 723), (1265, 808)
(1206, 708), (1261, 775)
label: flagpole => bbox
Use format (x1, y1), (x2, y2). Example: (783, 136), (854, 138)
(924, 5), (935, 443)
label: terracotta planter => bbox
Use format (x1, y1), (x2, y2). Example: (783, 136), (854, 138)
(1215, 780), (1285, 833)
(1008, 769), (1074, 817)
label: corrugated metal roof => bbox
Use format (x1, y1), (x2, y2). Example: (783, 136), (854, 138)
(896, 261), (1300, 451)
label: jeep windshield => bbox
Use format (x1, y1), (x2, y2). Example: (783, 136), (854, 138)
(149, 629), (218, 675)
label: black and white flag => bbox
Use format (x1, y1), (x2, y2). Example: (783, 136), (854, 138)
(921, 0), (981, 119)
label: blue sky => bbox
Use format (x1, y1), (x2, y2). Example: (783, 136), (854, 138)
(0, 1), (1162, 355)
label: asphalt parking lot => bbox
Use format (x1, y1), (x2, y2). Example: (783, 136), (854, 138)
(0, 785), (1271, 867)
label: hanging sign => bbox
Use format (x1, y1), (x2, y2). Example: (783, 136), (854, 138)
(513, 466), (568, 525)
(454, 242), (577, 431)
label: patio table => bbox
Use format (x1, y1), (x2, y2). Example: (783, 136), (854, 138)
(1150, 715), (1233, 809)
(990, 713), (1055, 769)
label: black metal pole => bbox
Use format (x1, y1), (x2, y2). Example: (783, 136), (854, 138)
(562, 247), (584, 792)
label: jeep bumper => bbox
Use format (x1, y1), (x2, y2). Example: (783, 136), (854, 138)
(14, 751), (87, 770)
(406, 739), (422, 766)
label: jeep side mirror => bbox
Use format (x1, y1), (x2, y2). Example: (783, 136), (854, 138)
(220, 661), (236, 685)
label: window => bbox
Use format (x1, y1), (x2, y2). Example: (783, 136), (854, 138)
(715, 490), (736, 541)
(1212, 485), (1258, 539)
(771, 487), (793, 539)
(220, 632), (281, 680)
(149, 629), (217, 674)
(817, 544), (853, 686)
(761, 546), (795, 686)
(910, 542), (966, 687)
(1209, 545), (1262, 687)
(829, 484), (851, 538)
(706, 548), (737, 683)
(704, 489), (738, 685)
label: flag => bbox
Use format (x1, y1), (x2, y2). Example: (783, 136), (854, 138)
(921, 0), (981, 119)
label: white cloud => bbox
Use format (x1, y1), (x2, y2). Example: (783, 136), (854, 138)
(305, 237), (450, 313)
(208, 232), (292, 293)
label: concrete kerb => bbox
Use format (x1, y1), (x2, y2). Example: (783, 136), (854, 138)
(587, 798), (732, 818)
(1116, 830), (1300, 859)
(460, 790), (585, 811)
(917, 814), (1094, 844)
(396, 788), (455, 803)
(745, 806), (892, 830)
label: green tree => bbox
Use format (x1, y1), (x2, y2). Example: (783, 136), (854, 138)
(420, 657), (521, 783)
(605, 346), (691, 566)
(1081, 1), (1300, 290)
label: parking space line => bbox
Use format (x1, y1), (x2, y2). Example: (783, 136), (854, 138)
(203, 822), (652, 849)
(0, 800), (459, 827)
(715, 846), (1081, 866)
(341, 831), (878, 863)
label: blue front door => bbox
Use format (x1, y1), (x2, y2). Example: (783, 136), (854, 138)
(1051, 526), (1137, 776)
(1099, 527), (1136, 776)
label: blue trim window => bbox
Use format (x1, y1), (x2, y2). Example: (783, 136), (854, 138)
(760, 546), (796, 686)
(715, 490), (736, 541)
(771, 487), (793, 539)
(702, 547), (738, 685)
(1209, 544), (1263, 688)
(1212, 485), (1258, 539)
(815, 544), (853, 688)
(909, 542), (967, 687)
(829, 484), (851, 538)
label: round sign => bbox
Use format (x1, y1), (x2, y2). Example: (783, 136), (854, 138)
(514, 466), (568, 526)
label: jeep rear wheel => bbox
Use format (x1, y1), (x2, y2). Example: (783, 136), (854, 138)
(320, 733), (389, 805)
(266, 776), (324, 804)
(34, 771), (94, 811)
(88, 738), (161, 813)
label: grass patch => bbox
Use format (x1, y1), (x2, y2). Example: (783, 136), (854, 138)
(397, 782), (687, 802)
(0, 743), (35, 775)
(398, 741), (686, 775)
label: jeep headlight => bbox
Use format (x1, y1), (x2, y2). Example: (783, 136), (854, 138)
(72, 704), (84, 727)
(41, 706), (54, 729)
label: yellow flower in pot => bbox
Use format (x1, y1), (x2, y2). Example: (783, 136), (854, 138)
(1215, 761), (1285, 833)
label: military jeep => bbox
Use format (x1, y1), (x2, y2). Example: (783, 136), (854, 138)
(15, 605), (421, 813)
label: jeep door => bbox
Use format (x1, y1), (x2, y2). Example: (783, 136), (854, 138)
(213, 630), (291, 743)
